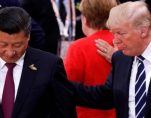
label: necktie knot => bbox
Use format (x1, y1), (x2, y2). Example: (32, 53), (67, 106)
(5, 63), (16, 69)
(137, 55), (145, 62)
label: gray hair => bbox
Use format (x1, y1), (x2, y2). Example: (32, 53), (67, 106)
(107, 1), (151, 29)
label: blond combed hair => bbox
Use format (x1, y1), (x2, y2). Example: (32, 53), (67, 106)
(79, 0), (117, 30)
(107, 1), (151, 29)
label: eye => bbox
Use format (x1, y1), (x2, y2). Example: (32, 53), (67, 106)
(0, 42), (7, 47)
(114, 31), (128, 37)
(13, 43), (22, 48)
(119, 32), (127, 35)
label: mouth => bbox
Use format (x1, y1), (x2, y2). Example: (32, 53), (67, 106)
(2, 56), (17, 63)
(117, 45), (124, 50)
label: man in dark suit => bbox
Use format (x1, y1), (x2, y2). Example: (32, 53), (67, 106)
(68, 1), (151, 118)
(19, 0), (61, 55)
(0, 7), (76, 118)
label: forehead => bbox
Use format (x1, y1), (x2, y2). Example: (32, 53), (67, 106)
(109, 21), (132, 31)
(0, 31), (27, 41)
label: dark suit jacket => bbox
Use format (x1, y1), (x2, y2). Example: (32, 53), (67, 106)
(19, 0), (61, 54)
(0, 47), (77, 118)
(71, 51), (151, 118)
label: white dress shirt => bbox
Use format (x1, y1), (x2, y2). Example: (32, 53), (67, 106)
(0, 54), (25, 103)
(129, 42), (151, 118)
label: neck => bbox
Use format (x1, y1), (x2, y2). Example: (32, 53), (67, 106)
(85, 28), (101, 36)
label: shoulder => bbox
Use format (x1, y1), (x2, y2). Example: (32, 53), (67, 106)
(112, 51), (134, 65)
(25, 47), (64, 72)
(112, 51), (132, 59)
(67, 37), (86, 50)
(112, 51), (125, 60)
(26, 47), (61, 63)
(72, 37), (87, 45)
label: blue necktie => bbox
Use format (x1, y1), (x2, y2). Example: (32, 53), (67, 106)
(135, 56), (146, 118)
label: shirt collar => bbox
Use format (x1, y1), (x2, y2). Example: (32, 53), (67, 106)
(0, 52), (25, 69)
(141, 42), (151, 63)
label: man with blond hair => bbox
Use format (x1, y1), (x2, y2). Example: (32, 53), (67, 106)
(69, 1), (151, 118)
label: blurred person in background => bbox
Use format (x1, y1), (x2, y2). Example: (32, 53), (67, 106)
(64, 0), (117, 118)
(74, 0), (84, 40)
(51, 0), (76, 40)
(19, 0), (61, 55)
(0, 0), (46, 51)
(0, 0), (61, 55)
(62, 0), (76, 40)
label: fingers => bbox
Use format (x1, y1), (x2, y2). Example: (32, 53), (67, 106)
(95, 38), (118, 53)
(95, 42), (107, 53)
(95, 39), (110, 47)
(95, 39), (115, 63)
(95, 39), (111, 53)
(97, 48), (111, 63)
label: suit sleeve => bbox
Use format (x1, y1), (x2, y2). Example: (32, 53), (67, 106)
(70, 72), (115, 110)
(54, 57), (114, 111)
(51, 57), (77, 118)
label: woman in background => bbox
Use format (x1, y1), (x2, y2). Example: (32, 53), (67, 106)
(64, 0), (117, 118)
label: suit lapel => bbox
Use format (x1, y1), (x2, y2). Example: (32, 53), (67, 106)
(122, 57), (133, 95)
(12, 47), (38, 117)
(114, 55), (134, 118)
(115, 56), (133, 97)
(123, 57), (134, 118)
(124, 57), (133, 108)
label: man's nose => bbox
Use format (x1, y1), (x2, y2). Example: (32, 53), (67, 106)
(114, 33), (122, 40)
(5, 50), (16, 57)
(114, 38), (122, 45)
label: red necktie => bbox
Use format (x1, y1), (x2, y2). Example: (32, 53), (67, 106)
(2, 63), (16, 118)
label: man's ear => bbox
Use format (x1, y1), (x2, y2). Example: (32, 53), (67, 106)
(140, 26), (149, 38)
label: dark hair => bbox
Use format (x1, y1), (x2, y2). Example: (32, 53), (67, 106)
(0, 6), (31, 36)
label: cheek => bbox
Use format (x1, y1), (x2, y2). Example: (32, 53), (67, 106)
(15, 45), (27, 56)
(123, 35), (136, 46)
(0, 49), (5, 56)
(0, 51), (2, 57)
(19, 47), (26, 54)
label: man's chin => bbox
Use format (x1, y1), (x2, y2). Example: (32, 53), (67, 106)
(122, 50), (135, 56)
(2, 58), (17, 63)
(122, 50), (130, 56)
